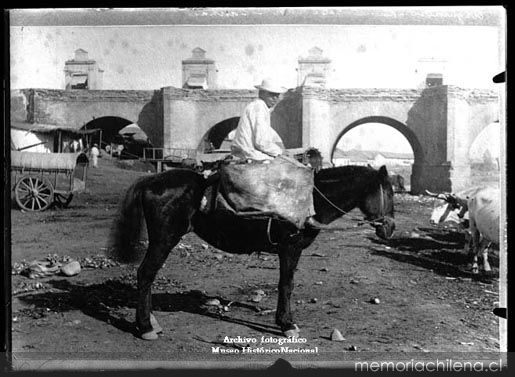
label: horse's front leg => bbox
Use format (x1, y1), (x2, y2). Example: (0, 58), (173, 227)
(276, 245), (302, 337)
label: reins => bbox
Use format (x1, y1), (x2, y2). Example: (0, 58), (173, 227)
(313, 185), (351, 216)
(252, 156), (389, 242)
(313, 183), (387, 226)
(265, 183), (388, 245)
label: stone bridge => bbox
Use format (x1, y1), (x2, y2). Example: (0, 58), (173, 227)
(11, 86), (499, 193)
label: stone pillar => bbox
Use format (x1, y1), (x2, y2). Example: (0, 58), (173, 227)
(297, 47), (331, 88)
(162, 87), (255, 153)
(410, 86), (498, 193)
(64, 49), (103, 90)
(182, 48), (217, 89)
(301, 88), (332, 162)
(270, 89), (303, 148)
(162, 88), (199, 150)
(411, 162), (453, 194)
(407, 85), (451, 194)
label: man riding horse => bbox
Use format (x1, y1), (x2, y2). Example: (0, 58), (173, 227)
(227, 78), (328, 230)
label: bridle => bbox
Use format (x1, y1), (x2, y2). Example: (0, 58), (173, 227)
(278, 155), (388, 225)
(263, 156), (391, 243)
(313, 183), (388, 227)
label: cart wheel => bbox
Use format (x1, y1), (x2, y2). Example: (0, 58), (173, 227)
(15, 175), (54, 211)
(54, 192), (74, 208)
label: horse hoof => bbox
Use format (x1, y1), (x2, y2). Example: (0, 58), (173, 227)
(284, 324), (300, 338)
(141, 330), (159, 341)
(150, 314), (163, 333)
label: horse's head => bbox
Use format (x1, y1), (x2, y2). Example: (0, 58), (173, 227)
(361, 165), (396, 240)
(302, 147), (323, 173)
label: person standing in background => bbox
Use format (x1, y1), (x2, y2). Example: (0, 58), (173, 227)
(90, 143), (100, 168)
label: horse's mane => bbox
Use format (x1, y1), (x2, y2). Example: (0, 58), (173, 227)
(315, 165), (378, 184)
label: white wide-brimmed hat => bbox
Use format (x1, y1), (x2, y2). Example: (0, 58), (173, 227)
(255, 78), (287, 94)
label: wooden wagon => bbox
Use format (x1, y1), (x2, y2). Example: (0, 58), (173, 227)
(142, 147), (323, 173)
(11, 151), (89, 211)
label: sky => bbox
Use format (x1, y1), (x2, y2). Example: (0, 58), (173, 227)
(10, 17), (504, 90)
(9, 8), (505, 155)
(336, 123), (414, 155)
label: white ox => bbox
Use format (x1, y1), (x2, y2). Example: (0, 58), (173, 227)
(427, 186), (500, 273)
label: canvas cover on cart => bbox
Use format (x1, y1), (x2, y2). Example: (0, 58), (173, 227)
(11, 151), (87, 171)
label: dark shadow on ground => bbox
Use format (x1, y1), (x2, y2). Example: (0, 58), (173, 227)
(366, 227), (497, 283)
(16, 279), (283, 338)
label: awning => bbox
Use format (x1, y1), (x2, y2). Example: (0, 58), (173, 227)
(11, 122), (100, 135)
(119, 123), (148, 140)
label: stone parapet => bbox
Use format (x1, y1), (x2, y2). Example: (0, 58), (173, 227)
(300, 86), (425, 102)
(26, 89), (155, 103)
(299, 85), (498, 103)
(162, 87), (256, 102)
(446, 86), (499, 103)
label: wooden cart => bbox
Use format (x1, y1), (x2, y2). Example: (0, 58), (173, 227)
(11, 151), (89, 211)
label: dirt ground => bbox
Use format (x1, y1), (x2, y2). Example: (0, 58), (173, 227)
(10, 155), (502, 369)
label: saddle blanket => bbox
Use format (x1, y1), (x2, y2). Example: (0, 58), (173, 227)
(214, 155), (314, 228)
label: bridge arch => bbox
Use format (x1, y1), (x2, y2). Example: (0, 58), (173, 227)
(330, 116), (424, 165)
(467, 121), (500, 185)
(197, 117), (239, 152)
(82, 116), (136, 146)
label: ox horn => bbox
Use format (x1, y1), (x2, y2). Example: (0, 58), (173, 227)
(425, 190), (448, 200)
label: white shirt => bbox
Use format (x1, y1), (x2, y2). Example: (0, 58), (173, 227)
(231, 98), (284, 160)
(90, 146), (100, 157)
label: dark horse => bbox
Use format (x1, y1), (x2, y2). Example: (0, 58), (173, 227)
(108, 164), (395, 340)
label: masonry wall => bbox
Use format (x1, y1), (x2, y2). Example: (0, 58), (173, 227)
(162, 87), (303, 151)
(10, 90), (31, 123)
(162, 88), (254, 150)
(298, 86), (496, 193)
(13, 89), (156, 128)
(446, 87), (500, 190)
(271, 89), (303, 149)
(11, 85), (499, 193)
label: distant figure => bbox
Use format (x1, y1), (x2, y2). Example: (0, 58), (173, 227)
(388, 174), (406, 192)
(63, 141), (72, 153)
(71, 139), (80, 153)
(90, 143), (100, 168)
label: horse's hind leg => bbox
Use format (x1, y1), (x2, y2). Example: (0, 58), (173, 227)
(276, 246), (302, 337)
(136, 237), (178, 340)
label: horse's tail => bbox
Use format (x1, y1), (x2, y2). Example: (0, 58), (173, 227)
(107, 179), (146, 264)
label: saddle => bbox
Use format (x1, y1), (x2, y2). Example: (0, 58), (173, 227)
(202, 155), (314, 229)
